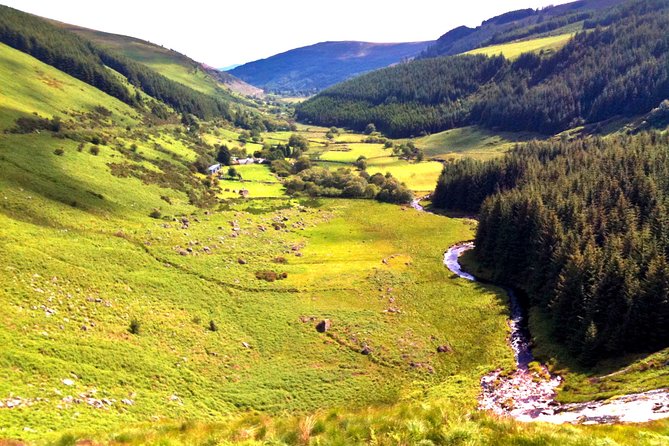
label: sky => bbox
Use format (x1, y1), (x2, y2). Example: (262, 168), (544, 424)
(1, 0), (574, 68)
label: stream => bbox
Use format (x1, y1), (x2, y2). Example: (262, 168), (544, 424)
(413, 199), (669, 424)
(444, 243), (669, 424)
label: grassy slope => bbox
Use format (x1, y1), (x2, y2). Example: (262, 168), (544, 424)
(464, 33), (575, 60)
(414, 125), (541, 161)
(55, 22), (261, 99)
(0, 42), (139, 128)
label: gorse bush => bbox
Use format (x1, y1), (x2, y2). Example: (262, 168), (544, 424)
(129, 318), (141, 335)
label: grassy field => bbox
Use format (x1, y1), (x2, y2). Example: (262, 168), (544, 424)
(414, 126), (541, 161)
(218, 163), (285, 199)
(366, 158), (444, 193)
(465, 33), (575, 60)
(318, 143), (388, 162)
(1, 33), (668, 446)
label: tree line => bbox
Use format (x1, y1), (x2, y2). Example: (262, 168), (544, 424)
(433, 132), (669, 363)
(297, 0), (669, 138)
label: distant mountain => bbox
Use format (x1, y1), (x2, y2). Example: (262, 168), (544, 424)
(51, 21), (263, 98)
(229, 40), (432, 95)
(421, 0), (625, 58)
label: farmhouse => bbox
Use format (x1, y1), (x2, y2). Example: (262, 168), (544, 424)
(206, 163), (221, 174)
(232, 157), (267, 165)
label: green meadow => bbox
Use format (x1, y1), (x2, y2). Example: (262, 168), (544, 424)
(414, 126), (540, 161)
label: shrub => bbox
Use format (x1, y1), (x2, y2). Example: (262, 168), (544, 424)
(54, 148), (64, 156)
(11, 116), (61, 133)
(256, 271), (278, 282)
(209, 320), (218, 332)
(149, 209), (162, 219)
(89, 145), (100, 155)
(129, 318), (141, 335)
(255, 271), (288, 282)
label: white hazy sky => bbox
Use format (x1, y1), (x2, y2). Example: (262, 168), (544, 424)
(1, 0), (574, 67)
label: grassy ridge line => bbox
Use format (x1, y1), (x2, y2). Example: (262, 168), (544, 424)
(54, 20), (262, 99)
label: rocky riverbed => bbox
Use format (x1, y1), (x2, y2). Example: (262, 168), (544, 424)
(443, 242), (669, 424)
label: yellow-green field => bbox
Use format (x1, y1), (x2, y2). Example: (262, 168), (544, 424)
(319, 143), (388, 162)
(465, 33), (575, 60)
(367, 158), (444, 193)
(415, 125), (541, 161)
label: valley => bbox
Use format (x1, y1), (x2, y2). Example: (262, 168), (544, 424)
(0, 0), (669, 444)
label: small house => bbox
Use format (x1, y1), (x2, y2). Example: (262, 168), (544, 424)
(207, 163), (221, 175)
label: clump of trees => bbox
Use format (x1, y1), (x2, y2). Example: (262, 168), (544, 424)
(284, 167), (413, 204)
(433, 131), (669, 363)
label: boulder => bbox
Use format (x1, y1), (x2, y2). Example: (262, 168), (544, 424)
(437, 344), (452, 353)
(361, 345), (372, 355)
(315, 319), (331, 333)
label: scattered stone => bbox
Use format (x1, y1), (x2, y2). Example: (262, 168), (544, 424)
(238, 258), (247, 265)
(241, 342), (251, 349)
(121, 399), (134, 406)
(62, 379), (75, 386)
(437, 344), (452, 353)
(361, 345), (372, 355)
(315, 319), (331, 333)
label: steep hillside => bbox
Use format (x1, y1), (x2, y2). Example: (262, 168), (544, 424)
(53, 21), (263, 98)
(297, 0), (669, 137)
(421, 0), (624, 58)
(229, 40), (432, 95)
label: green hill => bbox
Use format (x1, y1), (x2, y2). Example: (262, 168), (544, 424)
(229, 40), (432, 95)
(53, 21), (263, 98)
(420, 0), (623, 58)
(297, 0), (669, 137)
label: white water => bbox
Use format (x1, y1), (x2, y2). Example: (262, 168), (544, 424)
(443, 242), (669, 424)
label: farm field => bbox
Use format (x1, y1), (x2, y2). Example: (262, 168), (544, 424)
(464, 33), (576, 60)
(414, 126), (541, 161)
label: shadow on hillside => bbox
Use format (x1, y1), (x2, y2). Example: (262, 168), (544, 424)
(0, 130), (122, 227)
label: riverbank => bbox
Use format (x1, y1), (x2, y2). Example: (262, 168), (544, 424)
(443, 243), (669, 424)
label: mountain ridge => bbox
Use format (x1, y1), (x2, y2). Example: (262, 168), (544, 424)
(229, 40), (432, 95)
